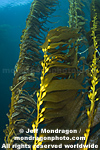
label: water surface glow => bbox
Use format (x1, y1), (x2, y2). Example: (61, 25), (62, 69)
(0, 0), (33, 8)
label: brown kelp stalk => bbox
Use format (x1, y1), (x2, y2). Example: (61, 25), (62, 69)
(82, 1), (99, 149)
(32, 48), (48, 149)
(68, 0), (87, 34)
(32, 26), (88, 150)
(4, 0), (58, 149)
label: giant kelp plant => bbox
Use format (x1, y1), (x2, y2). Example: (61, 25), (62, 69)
(3, 0), (58, 149)
(68, 0), (87, 34)
(3, 0), (100, 150)
(32, 26), (89, 150)
(83, 0), (100, 149)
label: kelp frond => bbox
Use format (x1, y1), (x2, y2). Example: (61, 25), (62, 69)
(68, 0), (88, 61)
(83, 50), (99, 150)
(4, 0), (100, 150)
(32, 26), (88, 150)
(82, 0), (100, 149)
(32, 48), (47, 150)
(68, 0), (87, 35)
(4, 0), (58, 149)
(86, 0), (100, 50)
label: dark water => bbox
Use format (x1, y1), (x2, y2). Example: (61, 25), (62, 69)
(0, 2), (34, 147)
(0, 0), (90, 148)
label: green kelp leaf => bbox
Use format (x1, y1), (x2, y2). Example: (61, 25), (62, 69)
(44, 92), (82, 119)
(49, 39), (76, 51)
(47, 62), (77, 69)
(86, 45), (95, 63)
(72, 52), (78, 67)
(76, 6), (82, 11)
(77, 15), (86, 21)
(49, 32), (78, 43)
(48, 54), (67, 61)
(40, 26), (81, 51)
(76, 72), (85, 84)
(43, 73), (57, 85)
(49, 41), (67, 48)
(43, 69), (76, 87)
(78, 21), (86, 26)
(44, 100), (67, 109)
(40, 27), (64, 49)
(48, 46), (75, 59)
(39, 118), (64, 136)
(42, 90), (78, 102)
(64, 93), (83, 127)
(79, 2), (85, 7)
(46, 79), (85, 92)
(44, 108), (66, 119)
(40, 39), (48, 49)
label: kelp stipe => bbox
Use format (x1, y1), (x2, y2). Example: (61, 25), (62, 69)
(68, 0), (88, 61)
(31, 26), (88, 150)
(87, 0), (100, 50)
(32, 48), (47, 149)
(3, 0), (59, 149)
(68, 0), (87, 34)
(83, 51), (99, 150)
(82, 0), (100, 149)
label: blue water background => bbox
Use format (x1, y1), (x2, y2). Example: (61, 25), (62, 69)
(0, 0), (90, 148)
